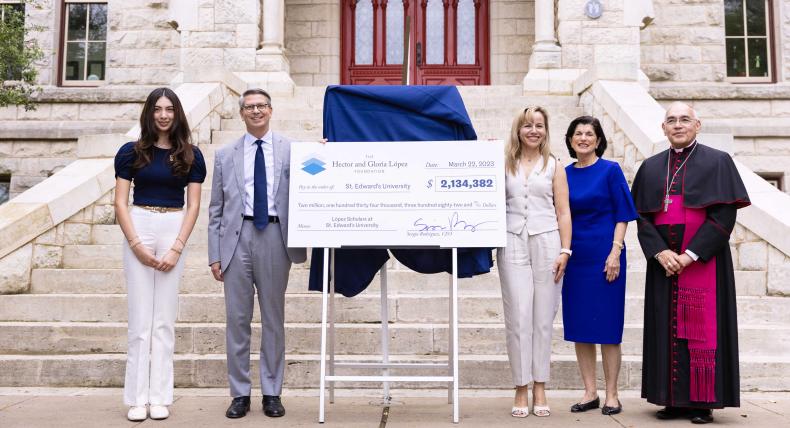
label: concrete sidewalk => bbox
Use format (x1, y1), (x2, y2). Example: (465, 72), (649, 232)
(0, 389), (788, 427)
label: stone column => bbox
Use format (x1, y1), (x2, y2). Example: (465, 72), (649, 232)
(529, 0), (561, 69)
(260, 0), (285, 54)
(256, 0), (291, 73)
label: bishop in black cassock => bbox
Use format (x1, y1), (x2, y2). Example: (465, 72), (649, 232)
(631, 103), (750, 424)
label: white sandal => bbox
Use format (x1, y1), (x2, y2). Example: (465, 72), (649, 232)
(511, 406), (529, 418)
(533, 404), (551, 417)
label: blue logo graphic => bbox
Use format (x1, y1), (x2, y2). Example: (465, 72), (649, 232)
(302, 156), (326, 175)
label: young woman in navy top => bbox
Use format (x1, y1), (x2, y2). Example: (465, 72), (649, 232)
(114, 88), (206, 421)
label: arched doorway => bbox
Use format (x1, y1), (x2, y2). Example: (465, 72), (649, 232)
(340, 0), (490, 85)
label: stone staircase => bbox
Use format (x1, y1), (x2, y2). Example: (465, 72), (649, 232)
(1, 85), (789, 392)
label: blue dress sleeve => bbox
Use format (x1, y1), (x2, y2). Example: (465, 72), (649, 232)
(188, 146), (207, 183)
(114, 142), (136, 181)
(607, 162), (638, 223)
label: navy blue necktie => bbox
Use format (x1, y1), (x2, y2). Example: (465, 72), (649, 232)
(253, 139), (269, 230)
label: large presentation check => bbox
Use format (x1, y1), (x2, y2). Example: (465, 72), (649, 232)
(288, 140), (506, 248)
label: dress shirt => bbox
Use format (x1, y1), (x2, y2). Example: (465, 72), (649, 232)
(243, 130), (276, 216)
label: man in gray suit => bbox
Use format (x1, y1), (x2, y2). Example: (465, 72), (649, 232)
(207, 88), (306, 419)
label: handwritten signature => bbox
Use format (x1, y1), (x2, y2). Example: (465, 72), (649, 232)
(413, 212), (494, 232)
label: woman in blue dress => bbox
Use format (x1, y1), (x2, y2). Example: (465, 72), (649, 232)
(562, 116), (637, 416)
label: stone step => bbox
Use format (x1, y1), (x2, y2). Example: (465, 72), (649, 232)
(215, 86), (583, 144)
(220, 105), (584, 129)
(30, 259), (766, 296)
(233, 86), (580, 111)
(1, 321), (786, 357)
(92, 223), (641, 251)
(59, 242), (648, 271)
(28, 267), (653, 296)
(26, 265), (774, 297)
(62, 244), (211, 269)
(0, 353), (787, 391)
(0, 293), (787, 325)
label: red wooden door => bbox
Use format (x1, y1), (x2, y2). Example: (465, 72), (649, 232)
(340, 0), (489, 85)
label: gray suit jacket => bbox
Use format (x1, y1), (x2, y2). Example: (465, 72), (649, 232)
(207, 132), (307, 272)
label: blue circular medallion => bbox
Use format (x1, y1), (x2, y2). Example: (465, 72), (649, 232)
(585, 0), (603, 20)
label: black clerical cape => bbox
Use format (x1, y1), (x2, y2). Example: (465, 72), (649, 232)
(631, 142), (749, 408)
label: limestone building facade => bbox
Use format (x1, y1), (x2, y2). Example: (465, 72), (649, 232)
(1, 0), (790, 199)
(0, 0), (789, 393)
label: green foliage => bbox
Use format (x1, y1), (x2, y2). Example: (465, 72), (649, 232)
(0, 4), (43, 111)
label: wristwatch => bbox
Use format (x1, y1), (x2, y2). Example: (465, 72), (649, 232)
(560, 248), (572, 256)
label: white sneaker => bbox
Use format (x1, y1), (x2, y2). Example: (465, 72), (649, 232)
(127, 406), (147, 421)
(149, 405), (170, 420)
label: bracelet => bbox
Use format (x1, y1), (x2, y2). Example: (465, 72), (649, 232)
(127, 236), (140, 243)
(175, 237), (186, 246)
(170, 247), (182, 255)
(129, 240), (142, 249)
(560, 248), (572, 256)
(612, 241), (624, 250)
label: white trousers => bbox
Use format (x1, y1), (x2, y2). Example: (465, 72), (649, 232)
(497, 228), (562, 386)
(123, 207), (185, 406)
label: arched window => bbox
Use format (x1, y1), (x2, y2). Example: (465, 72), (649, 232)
(724, 0), (773, 82)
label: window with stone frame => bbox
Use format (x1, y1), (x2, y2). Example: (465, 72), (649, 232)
(0, 1), (24, 21)
(0, 174), (10, 205)
(60, 0), (107, 86)
(757, 172), (784, 191)
(1, 1), (25, 81)
(724, 0), (774, 82)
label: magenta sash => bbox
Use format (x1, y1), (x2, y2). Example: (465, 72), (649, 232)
(654, 195), (717, 402)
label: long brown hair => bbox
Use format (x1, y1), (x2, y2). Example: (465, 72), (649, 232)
(132, 87), (194, 176)
(505, 106), (552, 176)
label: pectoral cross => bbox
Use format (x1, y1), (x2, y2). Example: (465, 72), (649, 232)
(663, 196), (672, 212)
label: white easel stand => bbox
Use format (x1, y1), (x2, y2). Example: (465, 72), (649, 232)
(318, 248), (460, 423)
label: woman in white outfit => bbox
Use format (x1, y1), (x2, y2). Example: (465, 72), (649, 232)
(114, 88), (206, 421)
(498, 106), (572, 418)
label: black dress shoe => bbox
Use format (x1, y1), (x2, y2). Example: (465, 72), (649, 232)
(601, 400), (622, 415)
(570, 396), (600, 413)
(262, 395), (285, 417)
(656, 406), (689, 420)
(690, 409), (713, 424)
(225, 396), (251, 418)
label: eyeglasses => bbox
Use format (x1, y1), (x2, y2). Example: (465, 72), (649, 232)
(242, 103), (271, 112)
(664, 116), (696, 126)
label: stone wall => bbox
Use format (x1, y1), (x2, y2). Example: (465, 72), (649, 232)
(285, 0), (340, 86)
(0, 87), (150, 199)
(181, 0), (260, 73)
(0, 187), (115, 294)
(781, 0), (790, 81)
(0, 140), (76, 200)
(639, 0), (726, 83)
(25, 0), (56, 85)
(558, 0), (639, 71)
(19, 0), (180, 86)
(106, 0), (181, 85)
(639, 0), (790, 84)
(490, 0), (534, 84)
